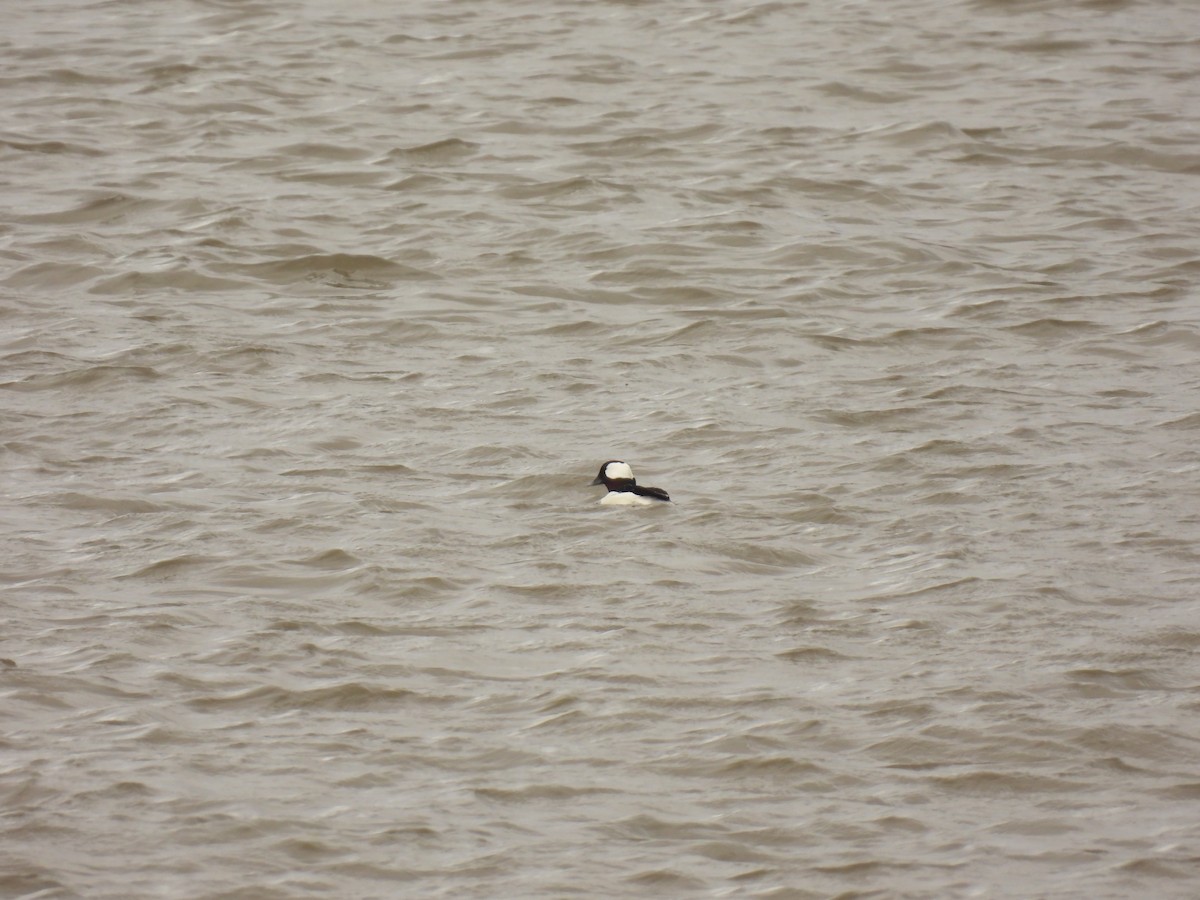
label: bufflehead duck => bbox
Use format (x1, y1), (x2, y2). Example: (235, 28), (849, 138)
(590, 460), (671, 506)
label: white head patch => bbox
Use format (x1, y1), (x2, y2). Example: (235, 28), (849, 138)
(605, 461), (634, 480)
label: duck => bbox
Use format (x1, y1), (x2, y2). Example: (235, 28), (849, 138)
(590, 460), (671, 506)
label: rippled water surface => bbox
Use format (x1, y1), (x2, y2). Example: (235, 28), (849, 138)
(4, 0), (1200, 897)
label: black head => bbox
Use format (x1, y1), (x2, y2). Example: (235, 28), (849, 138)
(591, 459), (635, 489)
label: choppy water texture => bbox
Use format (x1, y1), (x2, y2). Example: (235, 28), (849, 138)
(4, 0), (1200, 897)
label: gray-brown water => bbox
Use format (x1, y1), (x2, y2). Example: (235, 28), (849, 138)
(4, 1), (1200, 897)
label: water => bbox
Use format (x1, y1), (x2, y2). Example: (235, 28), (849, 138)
(3, 0), (1200, 897)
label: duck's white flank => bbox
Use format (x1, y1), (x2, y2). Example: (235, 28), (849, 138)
(600, 490), (659, 506)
